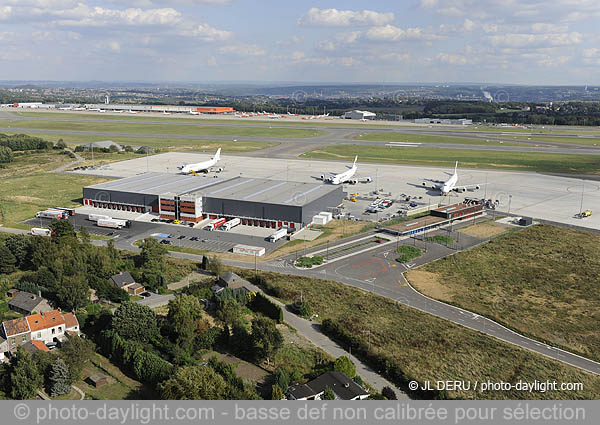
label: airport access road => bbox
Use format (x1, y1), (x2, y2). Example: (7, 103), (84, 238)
(218, 233), (600, 377)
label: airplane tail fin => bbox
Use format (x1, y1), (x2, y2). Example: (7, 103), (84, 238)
(215, 148), (221, 161)
(353, 156), (358, 167)
(454, 161), (458, 175)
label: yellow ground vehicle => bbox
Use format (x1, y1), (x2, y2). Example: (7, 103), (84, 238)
(581, 210), (592, 218)
(350, 198), (357, 202)
(174, 220), (181, 224)
(350, 193), (359, 196)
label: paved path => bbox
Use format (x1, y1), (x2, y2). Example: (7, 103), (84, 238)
(135, 293), (175, 308)
(271, 296), (408, 399)
(53, 148), (83, 173)
(72, 385), (85, 400)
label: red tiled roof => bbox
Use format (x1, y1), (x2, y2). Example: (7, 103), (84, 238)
(26, 310), (65, 332)
(2, 317), (30, 337)
(31, 340), (50, 352)
(63, 312), (79, 329)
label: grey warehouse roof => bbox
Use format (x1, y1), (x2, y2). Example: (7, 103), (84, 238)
(85, 173), (339, 207)
(84, 173), (227, 197)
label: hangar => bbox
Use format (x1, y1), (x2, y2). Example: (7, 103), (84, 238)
(82, 173), (343, 229)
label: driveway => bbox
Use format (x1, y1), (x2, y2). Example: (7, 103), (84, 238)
(135, 292), (175, 308)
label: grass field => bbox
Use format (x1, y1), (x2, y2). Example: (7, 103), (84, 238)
(302, 145), (600, 174)
(406, 224), (600, 362)
(233, 268), (600, 399)
(1, 119), (323, 139)
(10, 132), (278, 153)
(511, 135), (600, 147)
(0, 150), (108, 227)
(356, 132), (524, 146)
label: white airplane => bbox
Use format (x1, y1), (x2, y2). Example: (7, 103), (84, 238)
(179, 148), (222, 174)
(128, 110), (138, 114)
(422, 161), (482, 195)
(89, 108), (105, 112)
(189, 111), (199, 115)
(163, 111), (171, 115)
(321, 156), (358, 185)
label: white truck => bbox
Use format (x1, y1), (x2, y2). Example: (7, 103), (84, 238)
(203, 217), (227, 231)
(36, 209), (68, 220)
(268, 227), (288, 243)
(221, 218), (241, 231)
(30, 228), (52, 237)
(88, 214), (111, 222)
(97, 218), (128, 229)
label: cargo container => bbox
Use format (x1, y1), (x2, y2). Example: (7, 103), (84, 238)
(30, 228), (52, 237)
(222, 218), (241, 231)
(233, 244), (265, 256)
(53, 207), (76, 216)
(204, 217), (226, 231)
(88, 214), (111, 222)
(268, 227), (288, 242)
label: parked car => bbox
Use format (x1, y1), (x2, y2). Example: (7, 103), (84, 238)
(151, 218), (159, 222)
(178, 235), (186, 240)
(141, 292), (152, 298)
(160, 239), (172, 245)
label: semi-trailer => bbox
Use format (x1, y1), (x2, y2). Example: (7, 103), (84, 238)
(88, 214), (111, 222)
(268, 227), (288, 242)
(204, 217), (227, 231)
(97, 218), (130, 229)
(221, 218), (241, 231)
(36, 209), (69, 219)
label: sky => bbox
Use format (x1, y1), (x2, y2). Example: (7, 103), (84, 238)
(1, 0), (599, 84)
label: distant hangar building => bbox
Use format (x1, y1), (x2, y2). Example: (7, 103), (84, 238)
(342, 110), (376, 120)
(83, 104), (234, 114)
(82, 173), (343, 230)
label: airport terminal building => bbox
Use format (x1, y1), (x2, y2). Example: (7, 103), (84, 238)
(82, 173), (343, 229)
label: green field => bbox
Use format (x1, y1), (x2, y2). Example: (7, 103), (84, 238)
(1, 118), (323, 138)
(407, 224), (600, 362)
(511, 135), (600, 147)
(356, 132), (524, 146)
(0, 150), (108, 227)
(234, 269), (600, 399)
(302, 145), (600, 174)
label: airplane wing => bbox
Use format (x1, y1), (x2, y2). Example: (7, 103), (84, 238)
(423, 178), (445, 184)
(452, 183), (483, 192)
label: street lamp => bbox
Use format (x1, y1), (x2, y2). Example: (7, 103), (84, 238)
(508, 194), (513, 215)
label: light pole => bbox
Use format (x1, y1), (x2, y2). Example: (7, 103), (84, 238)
(508, 194), (513, 215)
(579, 180), (585, 217)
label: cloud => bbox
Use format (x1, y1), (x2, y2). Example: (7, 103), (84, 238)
(437, 52), (470, 65)
(220, 44), (266, 57)
(488, 32), (583, 48)
(54, 6), (183, 27)
(366, 25), (441, 41)
(186, 23), (232, 41)
(298, 8), (394, 27)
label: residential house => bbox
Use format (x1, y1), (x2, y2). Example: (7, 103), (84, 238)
(110, 271), (145, 296)
(287, 371), (369, 401)
(0, 337), (7, 362)
(211, 271), (258, 296)
(2, 317), (31, 354)
(8, 291), (53, 316)
(1, 310), (80, 358)
(6, 288), (20, 298)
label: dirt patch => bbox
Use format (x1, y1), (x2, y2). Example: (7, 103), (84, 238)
(11, 195), (43, 203)
(458, 221), (509, 239)
(201, 351), (268, 383)
(405, 270), (455, 301)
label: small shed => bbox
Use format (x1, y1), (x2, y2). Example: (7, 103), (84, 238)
(87, 373), (108, 388)
(6, 289), (19, 298)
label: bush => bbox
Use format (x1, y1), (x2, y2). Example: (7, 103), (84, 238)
(395, 245), (422, 263)
(289, 301), (312, 317)
(250, 292), (283, 323)
(295, 256), (323, 268)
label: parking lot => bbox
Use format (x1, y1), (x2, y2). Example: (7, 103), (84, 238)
(25, 214), (287, 255)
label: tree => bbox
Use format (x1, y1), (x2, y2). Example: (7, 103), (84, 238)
(322, 386), (336, 400)
(0, 146), (13, 163)
(59, 334), (95, 382)
(216, 299), (244, 325)
(49, 358), (71, 398)
(167, 294), (203, 348)
(0, 244), (17, 274)
(333, 356), (356, 379)
(201, 255), (208, 270)
(112, 302), (159, 343)
(274, 368), (289, 392)
(4, 235), (32, 269)
(139, 238), (167, 266)
(56, 274), (89, 311)
(382, 386), (397, 400)
(55, 139), (67, 149)
(271, 384), (285, 400)
(10, 348), (43, 400)
(250, 316), (283, 365)
(78, 225), (91, 244)
(49, 219), (76, 240)
(158, 365), (228, 400)
(207, 255), (224, 276)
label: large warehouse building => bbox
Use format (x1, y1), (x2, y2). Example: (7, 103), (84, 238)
(82, 173), (343, 229)
(83, 104), (234, 114)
